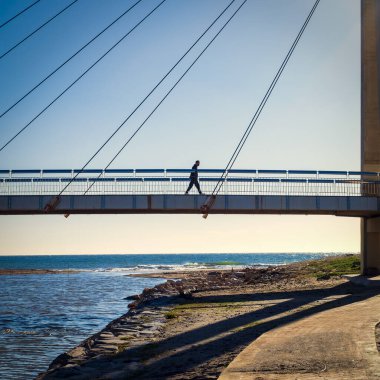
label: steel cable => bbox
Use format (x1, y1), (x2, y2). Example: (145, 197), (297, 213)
(0, 0), (143, 119)
(83, 0), (248, 195)
(0, 0), (166, 153)
(0, 0), (41, 30)
(0, 0), (80, 61)
(83, 0), (244, 195)
(52, 0), (247, 203)
(201, 0), (321, 218)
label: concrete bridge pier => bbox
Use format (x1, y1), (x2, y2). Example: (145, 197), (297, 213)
(361, 0), (380, 274)
(361, 217), (380, 275)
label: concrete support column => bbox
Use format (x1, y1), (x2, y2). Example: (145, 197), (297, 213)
(361, 217), (380, 275)
(361, 0), (380, 275)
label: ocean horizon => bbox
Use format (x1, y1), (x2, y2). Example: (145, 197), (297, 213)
(0, 252), (351, 271)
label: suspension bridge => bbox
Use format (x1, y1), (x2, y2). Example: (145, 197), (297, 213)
(0, 0), (379, 275)
(0, 168), (380, 216)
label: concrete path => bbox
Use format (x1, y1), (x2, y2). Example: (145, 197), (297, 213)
(219, 292), (380, 380)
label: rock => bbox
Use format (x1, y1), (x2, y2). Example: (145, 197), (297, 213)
(139, 330), (155, 335)
(125, 294), (140, 300)
(139, 310), (157, 315)
(141, 322), (163, 328)
(68, 347), (87, 358)
(111, 327), (141, 335)
(47, 352), (71, 371)
(94, 344), (118, 351)
(95, 338), (126, 345)
(142, 288), (154, 296)
(179, 291), (193, 299)
(154, 284), (166, 291)
(91, 347), (116, 354)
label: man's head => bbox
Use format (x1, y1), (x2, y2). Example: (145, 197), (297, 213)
(195, 160), (200, 166)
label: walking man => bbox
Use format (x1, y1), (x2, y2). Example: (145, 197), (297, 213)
(185, 160), (202, 194)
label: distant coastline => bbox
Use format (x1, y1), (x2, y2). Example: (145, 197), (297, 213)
(0, 253), (349, 275)
(0, 269), (81, 275)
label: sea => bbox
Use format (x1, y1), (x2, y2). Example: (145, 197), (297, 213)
(0, 253), (340, 380)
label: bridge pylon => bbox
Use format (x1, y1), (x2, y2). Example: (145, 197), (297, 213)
(361, 0), (380, 275)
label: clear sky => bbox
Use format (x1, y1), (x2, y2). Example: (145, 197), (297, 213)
(0, 0), (361, 255)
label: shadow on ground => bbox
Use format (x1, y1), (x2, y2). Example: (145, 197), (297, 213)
(44, 283), (379, 379)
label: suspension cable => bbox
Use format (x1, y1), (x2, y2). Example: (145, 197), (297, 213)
(83, 1), (243, 195)
(0, 0), (143, 119)
(0, 0), (80, 61)
(53, 0), (247, 206)
(0, 0), (166, 153)
(201, 0), (321, 218)
(0, 0), (41, 30)
(83, 0), (248, 196)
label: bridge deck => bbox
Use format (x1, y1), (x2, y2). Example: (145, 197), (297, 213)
(1, 194), (379, 216)
(1, 169), (379, 216)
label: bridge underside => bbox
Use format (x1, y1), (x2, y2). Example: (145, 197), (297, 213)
(1, 195), (379, 216)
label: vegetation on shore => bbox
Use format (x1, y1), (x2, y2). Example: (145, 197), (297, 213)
(164, 254), (362, 320)
(302, 254), (360, 280)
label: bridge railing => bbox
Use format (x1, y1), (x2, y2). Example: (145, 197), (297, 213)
(0, 169), (379, 197)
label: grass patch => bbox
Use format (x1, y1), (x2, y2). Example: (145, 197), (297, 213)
(165, 311), (178, 319)
(174, 301), (246, 310)
(117, 343), (130, 353)
(305, 255), (360, 280)
(117, 336), (134, 352)
(120, 336), (133, 341)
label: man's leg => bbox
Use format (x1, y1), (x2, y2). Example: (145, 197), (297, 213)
(185, 179), (194, 193)
(194, 180), (202, 194)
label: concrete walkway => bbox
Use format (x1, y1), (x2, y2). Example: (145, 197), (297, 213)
(219, 292), (380, 380)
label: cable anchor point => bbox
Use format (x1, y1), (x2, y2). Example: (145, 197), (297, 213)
(200, 195), (216, 219)
(44, 196), (61, 213)
(201, 204), (209, 219)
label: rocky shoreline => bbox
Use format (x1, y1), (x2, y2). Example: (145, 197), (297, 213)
(37, 268), (258, 379)
(37, 296), (174, 379)
(36, 255), (369, 379)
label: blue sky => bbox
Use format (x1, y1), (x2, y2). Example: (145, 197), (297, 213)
(0, 0), (361, 254)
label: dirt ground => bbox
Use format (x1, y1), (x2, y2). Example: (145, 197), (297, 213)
(126, 276), (378, 379)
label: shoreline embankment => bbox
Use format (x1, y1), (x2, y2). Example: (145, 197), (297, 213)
(36, 254), (378, 380)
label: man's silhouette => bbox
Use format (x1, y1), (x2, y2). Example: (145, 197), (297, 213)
(185, 160), (202, 194)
